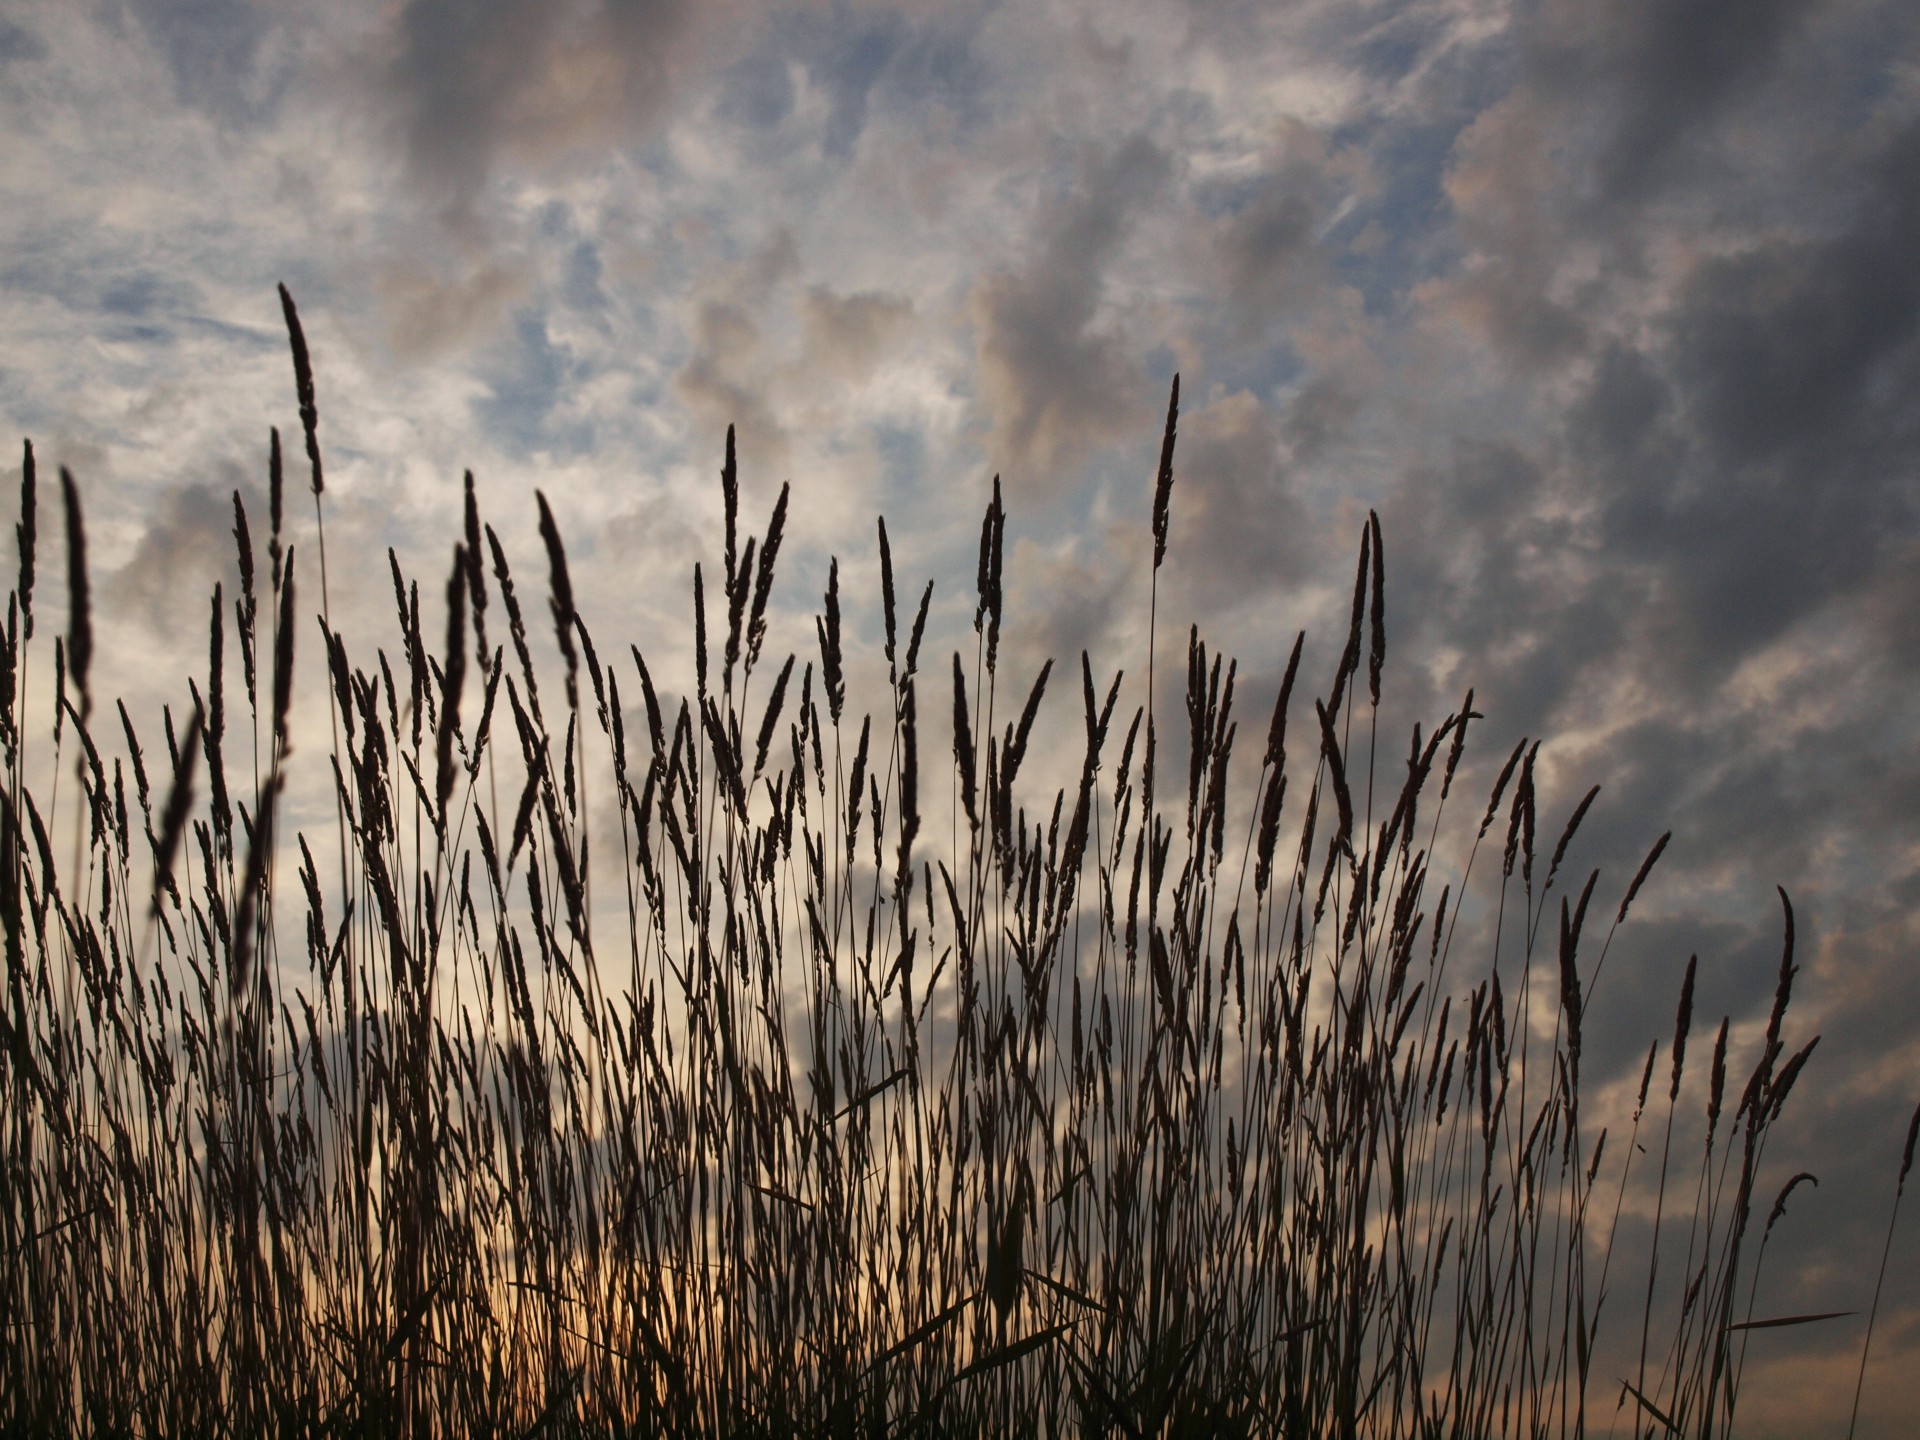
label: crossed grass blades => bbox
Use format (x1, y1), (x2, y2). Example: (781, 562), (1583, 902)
(0, 292), (1914, 1440)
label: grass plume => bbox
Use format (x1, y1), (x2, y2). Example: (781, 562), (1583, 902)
(0, 299), (1909, 1440)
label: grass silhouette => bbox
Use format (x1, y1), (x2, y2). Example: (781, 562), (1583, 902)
(0, 291), (1911, 1438)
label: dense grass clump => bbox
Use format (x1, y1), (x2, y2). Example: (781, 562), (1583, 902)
(0, 294), (1913, 1438)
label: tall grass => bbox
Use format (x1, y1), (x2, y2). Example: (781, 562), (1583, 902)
(0, 294), (1910, 1438)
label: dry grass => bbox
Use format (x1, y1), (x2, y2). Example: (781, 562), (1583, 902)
(0, 294), (1912, 1439)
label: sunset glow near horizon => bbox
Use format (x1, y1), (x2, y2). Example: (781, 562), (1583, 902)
(1, 1), (1918, 1432)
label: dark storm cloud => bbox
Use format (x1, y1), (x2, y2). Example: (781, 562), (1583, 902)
(972, 135), (1173, 486)
(1666, 119), (1920, 472)
(376, 0), (698, 219)
(1387, 12), (1920, 728)
(1434, 0), (1827, 374)
(1383, 439), (1580, 702)
(1354, 20), (1920, 1304)
(1570, 118), (1920, 685)
(1527, 0), (1818, 210)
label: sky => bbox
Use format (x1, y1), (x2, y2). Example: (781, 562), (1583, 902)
(2, 0), (1918, 1429)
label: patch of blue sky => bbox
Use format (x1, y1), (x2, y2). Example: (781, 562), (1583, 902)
(1047, 439), (1170, 562)
(42, 259), (258, 360)
(809, 12), (901, 159)
(561, 240), (609, 324)
(1313, 118), (1473, 320)
(1315, 17), (1520, 320)
(752, 1), (992, 162)
(128, 0), (285, 128)
(870, 420), (927, 501)
(0, 367), (58, 442)
(0, 16), (48, 65)
(716, 51), (796, 133)
(473, 308), (597, 461)
(1143, 340), (1182, 399)
(867, 10), (991, 132)
(0, 225), (148, 316)
(1187, 326), (1308, 410)
(99, 271), (194, 322)
(176, 310), (283, 352)
(526, 201), (611, 323)
(1349, 19), (1436, 89)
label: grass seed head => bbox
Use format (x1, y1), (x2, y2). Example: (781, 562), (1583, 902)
(60, 467), (90, 723)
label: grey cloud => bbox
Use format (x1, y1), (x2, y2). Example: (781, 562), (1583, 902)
(1568, 119), (1920, 684)
(377, 254), (528, 362)
(1572, 343), (1684, 553)
(1537, 0), (1817, 211)
(1438, 106), (1591, 369)
(1384, 438), (1584, 714)
(672, 233), (801, 476)
(0, 17), (48, 66)
(376, 0), (698, 221)
(109, 479), (245, 636)
(1004, 526), (1141, 680)
(1361, 78), (1920, 1210)
(676, 298), (785, 476)
(1433, 0), (1823, 373)
(1667, 123), (1920, 470)
(128, 0), (275, 125)
(1393, 94), (1920, 749)
(1431, 0), (1883, 386)
(669, 241), (912, 491)
(799, 287), (912, 386)
(716, 52), (793, 132)
(972, 135), (1173, 488)
(1203, 122), (1357, 346)
(1164, 391), (1314, 613)
(1219, 180), (1315, 303)
(1859, 536), (1920, 681)
(1280, 370), (1362, 466)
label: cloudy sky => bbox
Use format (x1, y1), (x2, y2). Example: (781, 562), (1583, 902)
(2, 0), (1918, 1428)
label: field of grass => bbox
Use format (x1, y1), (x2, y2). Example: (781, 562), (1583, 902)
(0, 290), (1913, 1437)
